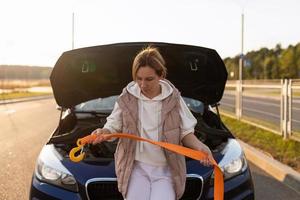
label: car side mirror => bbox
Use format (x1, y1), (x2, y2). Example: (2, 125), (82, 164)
(56, 105), (66, 111)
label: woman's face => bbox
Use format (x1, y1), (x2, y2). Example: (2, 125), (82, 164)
(136, 66), (162, 96)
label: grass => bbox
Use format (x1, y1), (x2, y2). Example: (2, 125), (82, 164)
(239, 114), (281, 133)
(0, 91), (52, 100)
(220, 109), (300, 140)
(221, 114), (300, 173)
(0, 79), (50, 89)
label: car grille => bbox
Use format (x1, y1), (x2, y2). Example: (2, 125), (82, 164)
(180, 176), (203, 200)
(86, 175), (203, 200)
(86, 179), (123, 200)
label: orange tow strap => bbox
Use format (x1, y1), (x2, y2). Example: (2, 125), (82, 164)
(69, 133), (224, 200)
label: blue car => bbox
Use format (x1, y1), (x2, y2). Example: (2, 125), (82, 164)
(30, 42), (254, 200)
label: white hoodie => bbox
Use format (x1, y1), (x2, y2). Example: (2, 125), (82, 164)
(104, 80), (197, 166)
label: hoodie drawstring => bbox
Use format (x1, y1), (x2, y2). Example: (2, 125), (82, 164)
(139, 100), (144, 152)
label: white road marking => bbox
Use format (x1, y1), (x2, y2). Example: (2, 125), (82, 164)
(242, 107), (300, 124)
(0, 109), (16, 114)
(4, 109), (16, 114)
(292, 119), (300, 123)
(243, 98), (279, 107)
(220, 102), (235, 108)
(223, 95), (300, 110)
(243, 107), (280, 119)
(222, 96), (235, 100)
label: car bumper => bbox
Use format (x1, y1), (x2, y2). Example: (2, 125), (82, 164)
(205, 167), (254, 200)
(30, 176), (82, 200)
(30, 168), (254, 200)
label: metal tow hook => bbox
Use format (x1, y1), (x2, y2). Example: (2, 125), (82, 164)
(69, 134), (97, 162)
(69, 139), (86, 162)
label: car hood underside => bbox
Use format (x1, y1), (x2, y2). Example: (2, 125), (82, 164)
(50, 42), (228, 108)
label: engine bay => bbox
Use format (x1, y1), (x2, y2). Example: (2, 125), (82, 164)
(49, 106), (233, 162)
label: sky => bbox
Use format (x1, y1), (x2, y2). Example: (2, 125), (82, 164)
(0, 0), (299, 67)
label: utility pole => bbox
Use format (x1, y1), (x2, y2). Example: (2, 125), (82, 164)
(236, 13), (244, 120)
(240, 13), (244, 84)
(72, 12), (75, 50)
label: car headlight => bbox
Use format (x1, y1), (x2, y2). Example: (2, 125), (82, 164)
(213, 139), (248, 180)
(35, 145), (78, 192)
(222, 154), (247, 179)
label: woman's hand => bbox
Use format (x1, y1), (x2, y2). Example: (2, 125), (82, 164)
(199, 147), (214, 167)
(91, 128), (111, 145)
(182, 133), (214, 167)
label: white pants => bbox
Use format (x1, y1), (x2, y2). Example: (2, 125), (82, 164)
(126, 161), (175, 200)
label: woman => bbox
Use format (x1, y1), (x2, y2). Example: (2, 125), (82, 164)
(91, 46), (214, 200)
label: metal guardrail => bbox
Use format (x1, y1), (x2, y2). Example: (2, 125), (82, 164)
(223, 79), (300, 142)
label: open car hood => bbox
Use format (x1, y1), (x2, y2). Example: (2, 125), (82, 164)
(50, 42), (227, 108)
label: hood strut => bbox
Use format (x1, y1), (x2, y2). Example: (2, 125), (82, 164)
(57, 108), (64, 133)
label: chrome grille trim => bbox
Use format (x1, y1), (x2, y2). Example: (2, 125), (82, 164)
(85, 177), (118, 200)
(85, 174), (203, 200)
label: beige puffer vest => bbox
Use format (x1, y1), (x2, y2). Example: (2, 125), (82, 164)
(114, 80), (186, 200)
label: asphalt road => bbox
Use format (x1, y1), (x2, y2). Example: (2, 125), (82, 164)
(248, 161), (300, 199)
(0, 98), (299, 199)
(0, 99), (60, 200)
(221, 92), (300, 132)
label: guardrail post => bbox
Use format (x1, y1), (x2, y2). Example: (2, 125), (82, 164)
(280, 79), (283, 137)
(281, 79), (286, 139)
(236, 80), (239, 119)
(235, 80), (242, 120)
(281, 79), (290, 139)
(287, 79), (292, 138)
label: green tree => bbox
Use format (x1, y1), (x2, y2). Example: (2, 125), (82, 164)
(295, 43), (300, 77)
(223, 42), (300, 79)
(279, 45), (298, 78)
(224, 56), (239, 80)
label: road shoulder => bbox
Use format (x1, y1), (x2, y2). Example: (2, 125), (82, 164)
(239, 139), (300, 195)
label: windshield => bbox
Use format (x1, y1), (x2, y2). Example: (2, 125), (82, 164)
(75, 96), (118, 113)
(74, 95), (204, 114)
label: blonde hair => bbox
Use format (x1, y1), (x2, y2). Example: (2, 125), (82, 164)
(132, 46), (167, 80)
